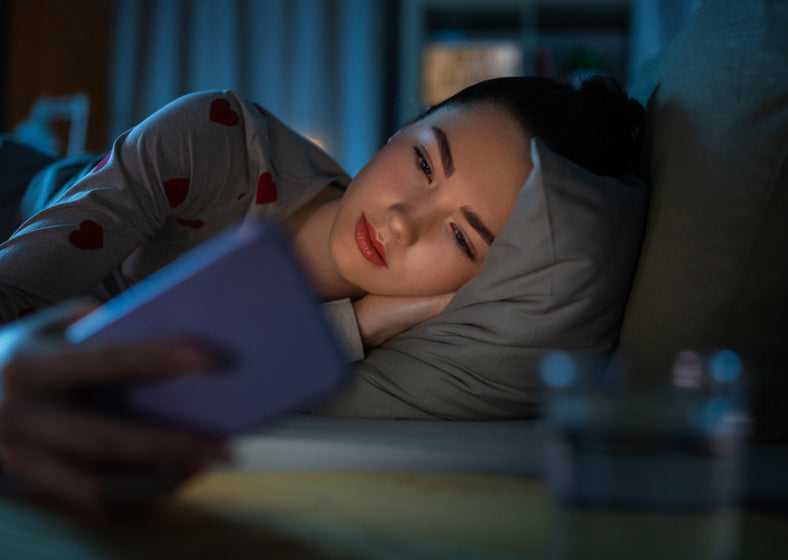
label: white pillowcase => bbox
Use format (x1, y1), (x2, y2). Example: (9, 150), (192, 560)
(316, 137), (649, 419)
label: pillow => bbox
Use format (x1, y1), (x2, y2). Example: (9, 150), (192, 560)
(314, 138), (648, 419)
(614, 0), (788, 440)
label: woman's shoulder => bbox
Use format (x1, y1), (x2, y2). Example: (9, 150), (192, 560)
(147, 90), (250, 122)
(129, 90), (272, 159)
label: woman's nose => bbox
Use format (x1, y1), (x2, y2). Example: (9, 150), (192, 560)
(387, 203), (417, 246)
(387, 198), (436, 246)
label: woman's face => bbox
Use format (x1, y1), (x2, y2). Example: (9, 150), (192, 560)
(329, 103), (532, 297)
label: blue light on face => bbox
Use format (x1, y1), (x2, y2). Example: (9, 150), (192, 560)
(540, 351), (577, 389)
(710, 349), (742, 384)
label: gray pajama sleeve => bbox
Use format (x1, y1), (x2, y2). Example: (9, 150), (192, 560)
(321, 298), (364, 362)
(0, 91), (362, 361)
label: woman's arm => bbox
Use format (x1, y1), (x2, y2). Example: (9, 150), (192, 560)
(352, 292), (455, 349)
(322, 294), (453, 362)
(0, 301), (227, 516)
(0, 91), (256, 324)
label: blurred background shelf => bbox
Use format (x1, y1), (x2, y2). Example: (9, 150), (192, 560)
(397, 0), (632, 124)
(1, 0), (700, 180)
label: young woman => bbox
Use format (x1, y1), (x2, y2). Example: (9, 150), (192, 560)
(0, 76), (643, 514)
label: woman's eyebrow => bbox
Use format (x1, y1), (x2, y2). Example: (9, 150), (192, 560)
(461, 206), (495, 246)
(431, 126), (454, 178)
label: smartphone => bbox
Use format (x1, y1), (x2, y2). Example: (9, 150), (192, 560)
(65, 221), (350, 437)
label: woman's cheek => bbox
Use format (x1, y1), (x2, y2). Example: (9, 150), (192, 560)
(411, 259), (467, 295)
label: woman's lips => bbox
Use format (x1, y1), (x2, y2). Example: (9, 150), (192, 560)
(355, 214), (387, 267)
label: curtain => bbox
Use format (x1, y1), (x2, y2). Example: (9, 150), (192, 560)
(109, 0), (390, 175)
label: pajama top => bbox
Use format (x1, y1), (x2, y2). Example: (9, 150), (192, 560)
(0, 90), (364, 359)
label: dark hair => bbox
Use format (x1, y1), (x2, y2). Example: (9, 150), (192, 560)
(422, 76), (644, 179)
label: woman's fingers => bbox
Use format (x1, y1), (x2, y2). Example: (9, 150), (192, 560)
(1, 441), (110, 514)
(2, 341), (215, 392)
(1, 440), (201, 516)
(353, 291), (457, 347)
(0, 399), (224, 468)
(0, 299), (227, 515)
(0, 298), (215, 392)
(0, 298), (100, 340)
(0, 399), (227, 516)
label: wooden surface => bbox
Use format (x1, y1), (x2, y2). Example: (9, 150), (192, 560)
(2, 469), (787, 559)
(0, 471), (546, 560)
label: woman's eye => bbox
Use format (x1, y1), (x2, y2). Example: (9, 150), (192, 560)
(453, 226), (476, 262)
(413, 146), (433, 182)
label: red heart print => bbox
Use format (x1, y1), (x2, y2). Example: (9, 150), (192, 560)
(176, 218), (205, 229)
(69, 220), (103, 250)
(92, 152), (110, 173)
(163, 178), (190, 208)
(210, 99), (239, 126)
(256, 172), (277, 204)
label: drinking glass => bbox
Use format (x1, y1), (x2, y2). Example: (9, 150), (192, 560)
(540, 349), (749, 560)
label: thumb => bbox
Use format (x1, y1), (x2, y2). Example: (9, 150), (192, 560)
(12, 298), (101, 335)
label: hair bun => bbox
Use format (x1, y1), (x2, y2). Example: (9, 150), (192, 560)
(579, 76), (644, 137)
(578, 75), (644, 176)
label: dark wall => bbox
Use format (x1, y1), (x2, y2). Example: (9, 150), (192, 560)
(0, 0), (7, 131)
(3, 0), (113, 152)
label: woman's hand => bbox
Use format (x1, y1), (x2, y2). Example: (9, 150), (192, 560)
(0, 301), (228, 516)
(352, 292), (455, 349)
